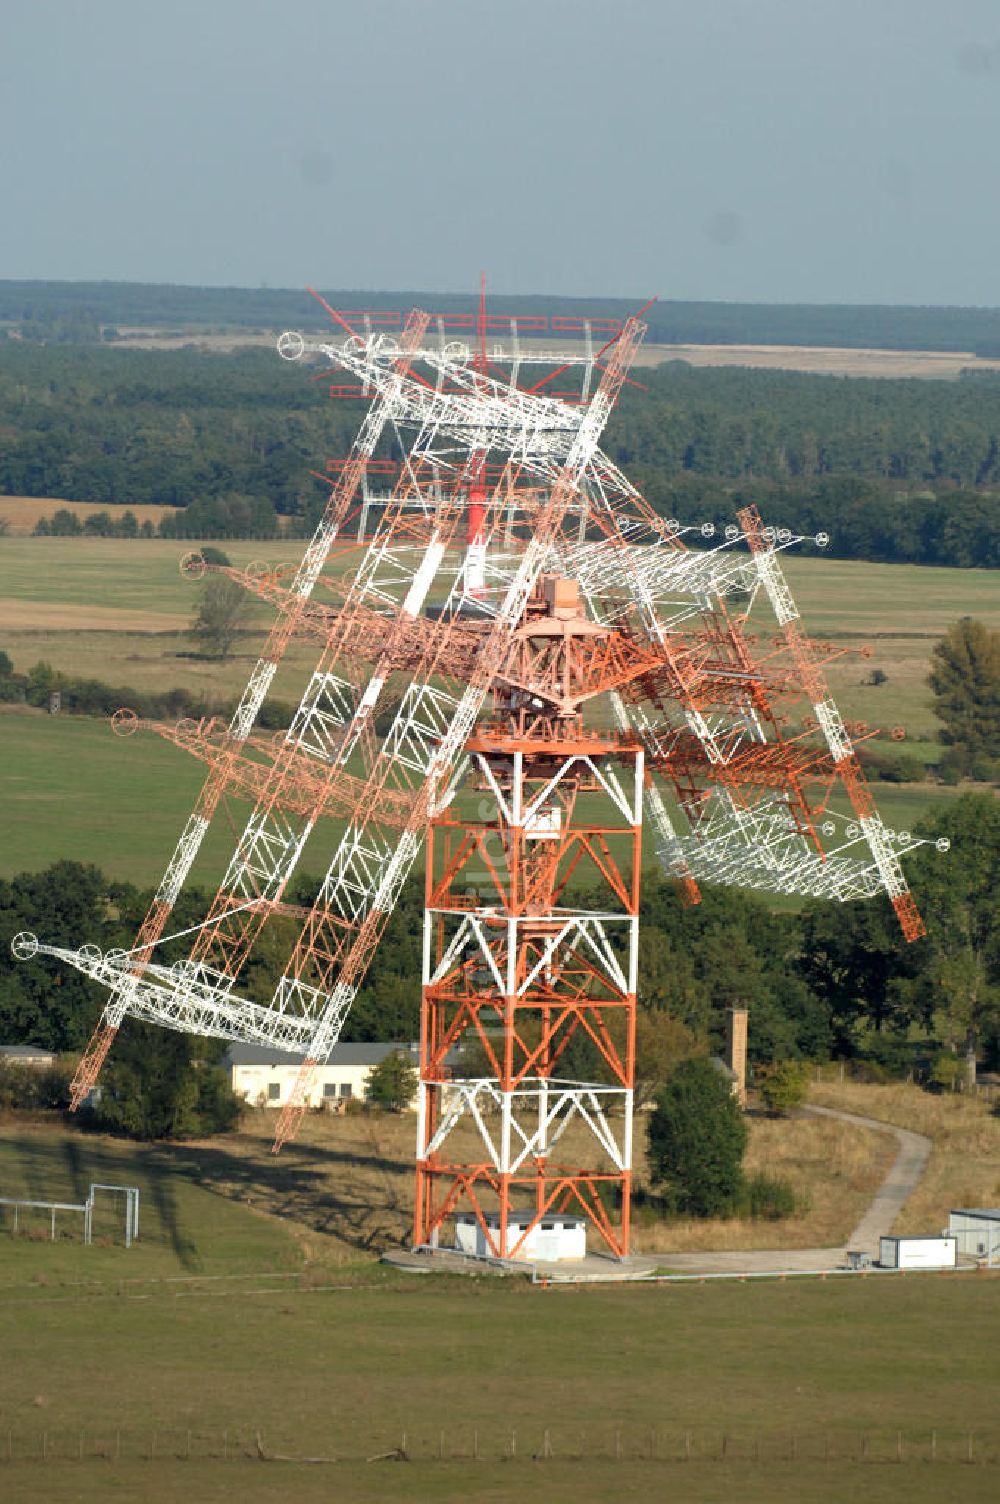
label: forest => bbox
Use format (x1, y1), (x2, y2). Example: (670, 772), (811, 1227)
(6, 277), (1000, 352)
(2, 342), (999, 567)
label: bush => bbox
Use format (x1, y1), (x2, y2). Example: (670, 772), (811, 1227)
(927, 1051), (963, 1094)
(739, 1171), (802, 1221)
(757, 1059), (809, 1116)
(89, 1023), (242, 1140)
(647, 1058), (747, 1217)
(0, 1057), (75, 1112)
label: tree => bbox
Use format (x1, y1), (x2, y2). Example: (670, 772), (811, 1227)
(365, 1050), (418, 1111)
(199, 545), (232, 567)
(92, 1021), (241, 1140)
(0, 861), (137, 1053)
(902, 795), (1000, 1087)
(189, 574), (253, 659)
(928, 618), (1000, 779)
(633, 1009), (699, 1109)
(647, 1057), (747, 1216)
(757, 1059), (809, 1115)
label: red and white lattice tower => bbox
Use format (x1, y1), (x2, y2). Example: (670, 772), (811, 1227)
(13, 290), (931, 1260)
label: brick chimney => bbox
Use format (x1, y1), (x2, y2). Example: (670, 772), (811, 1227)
(725, 1006), (748, 1107)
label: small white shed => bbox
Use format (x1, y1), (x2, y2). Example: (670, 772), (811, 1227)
(878, 1235), (956, 1270)
(455, 1210), (587, 1262)
(948, 1209), (1000, 1263)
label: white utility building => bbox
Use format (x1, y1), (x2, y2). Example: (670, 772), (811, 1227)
(454, 1210), (587, 1262)
(878, 1235), (956, 1270)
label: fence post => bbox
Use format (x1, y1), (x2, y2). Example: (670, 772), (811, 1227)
(967, 1432), (974, 1465)
(684, 1430), (691, 1462)
(615, 1428), (622, 1461)
(896, 1431), (903, 1463)
(930, 1430), (936, 1462)
(473, 1429), (479, 1461)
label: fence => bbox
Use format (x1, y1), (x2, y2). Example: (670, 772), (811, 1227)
(813, 1061), (1000, 1101)
(0, 1425), (996, 1468)
(0, 1183), (139, 1246)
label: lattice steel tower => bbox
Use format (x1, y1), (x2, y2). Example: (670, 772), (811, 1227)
(13, 290), (932, 1259)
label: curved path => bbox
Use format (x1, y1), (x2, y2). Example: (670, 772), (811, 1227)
(802, 1104), (932, 1255)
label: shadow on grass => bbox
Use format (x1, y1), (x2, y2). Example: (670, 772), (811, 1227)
(1, 1117), (415, 1260)
(0, 1127), (200, 1269)
(155, 1133), (414, 1254)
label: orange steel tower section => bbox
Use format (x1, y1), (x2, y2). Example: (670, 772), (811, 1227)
(416, 574), (649, 1258)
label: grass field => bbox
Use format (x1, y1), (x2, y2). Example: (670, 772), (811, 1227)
(0, 1122), (998, 1502)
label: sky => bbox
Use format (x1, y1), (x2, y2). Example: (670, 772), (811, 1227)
(2, 0), (1000, 305)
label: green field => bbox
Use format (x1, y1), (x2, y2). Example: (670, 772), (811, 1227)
(0, 1127), (997, 1503)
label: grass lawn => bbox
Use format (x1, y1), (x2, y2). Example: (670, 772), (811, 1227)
(0, 1191), (997, 1499)
(0, 1101), (996, 1501)
(0, 714), (252, 885)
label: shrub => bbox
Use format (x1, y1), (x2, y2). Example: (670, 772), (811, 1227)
(927, 1051), (963, 1094)
(739, 1171), (802, 1221)
(757, 1059), (809, 1116)
(857, 745), (925, 783)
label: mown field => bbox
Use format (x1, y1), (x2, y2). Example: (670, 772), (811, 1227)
(0, 537), (996, 882)
(0, 1122), (998, 1504)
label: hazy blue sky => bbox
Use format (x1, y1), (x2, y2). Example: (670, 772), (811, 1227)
(3, 0), (1000, 304)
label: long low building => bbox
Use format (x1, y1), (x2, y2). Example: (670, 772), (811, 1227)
(222, 1040), (422, 1110)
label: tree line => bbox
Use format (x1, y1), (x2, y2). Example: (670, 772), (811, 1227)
(6, 277), (1000, 351)
(3, 342), (999, 566)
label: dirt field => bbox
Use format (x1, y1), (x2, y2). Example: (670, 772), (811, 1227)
(0, 495), (181, 537)
(107, 326), (1000, 379)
